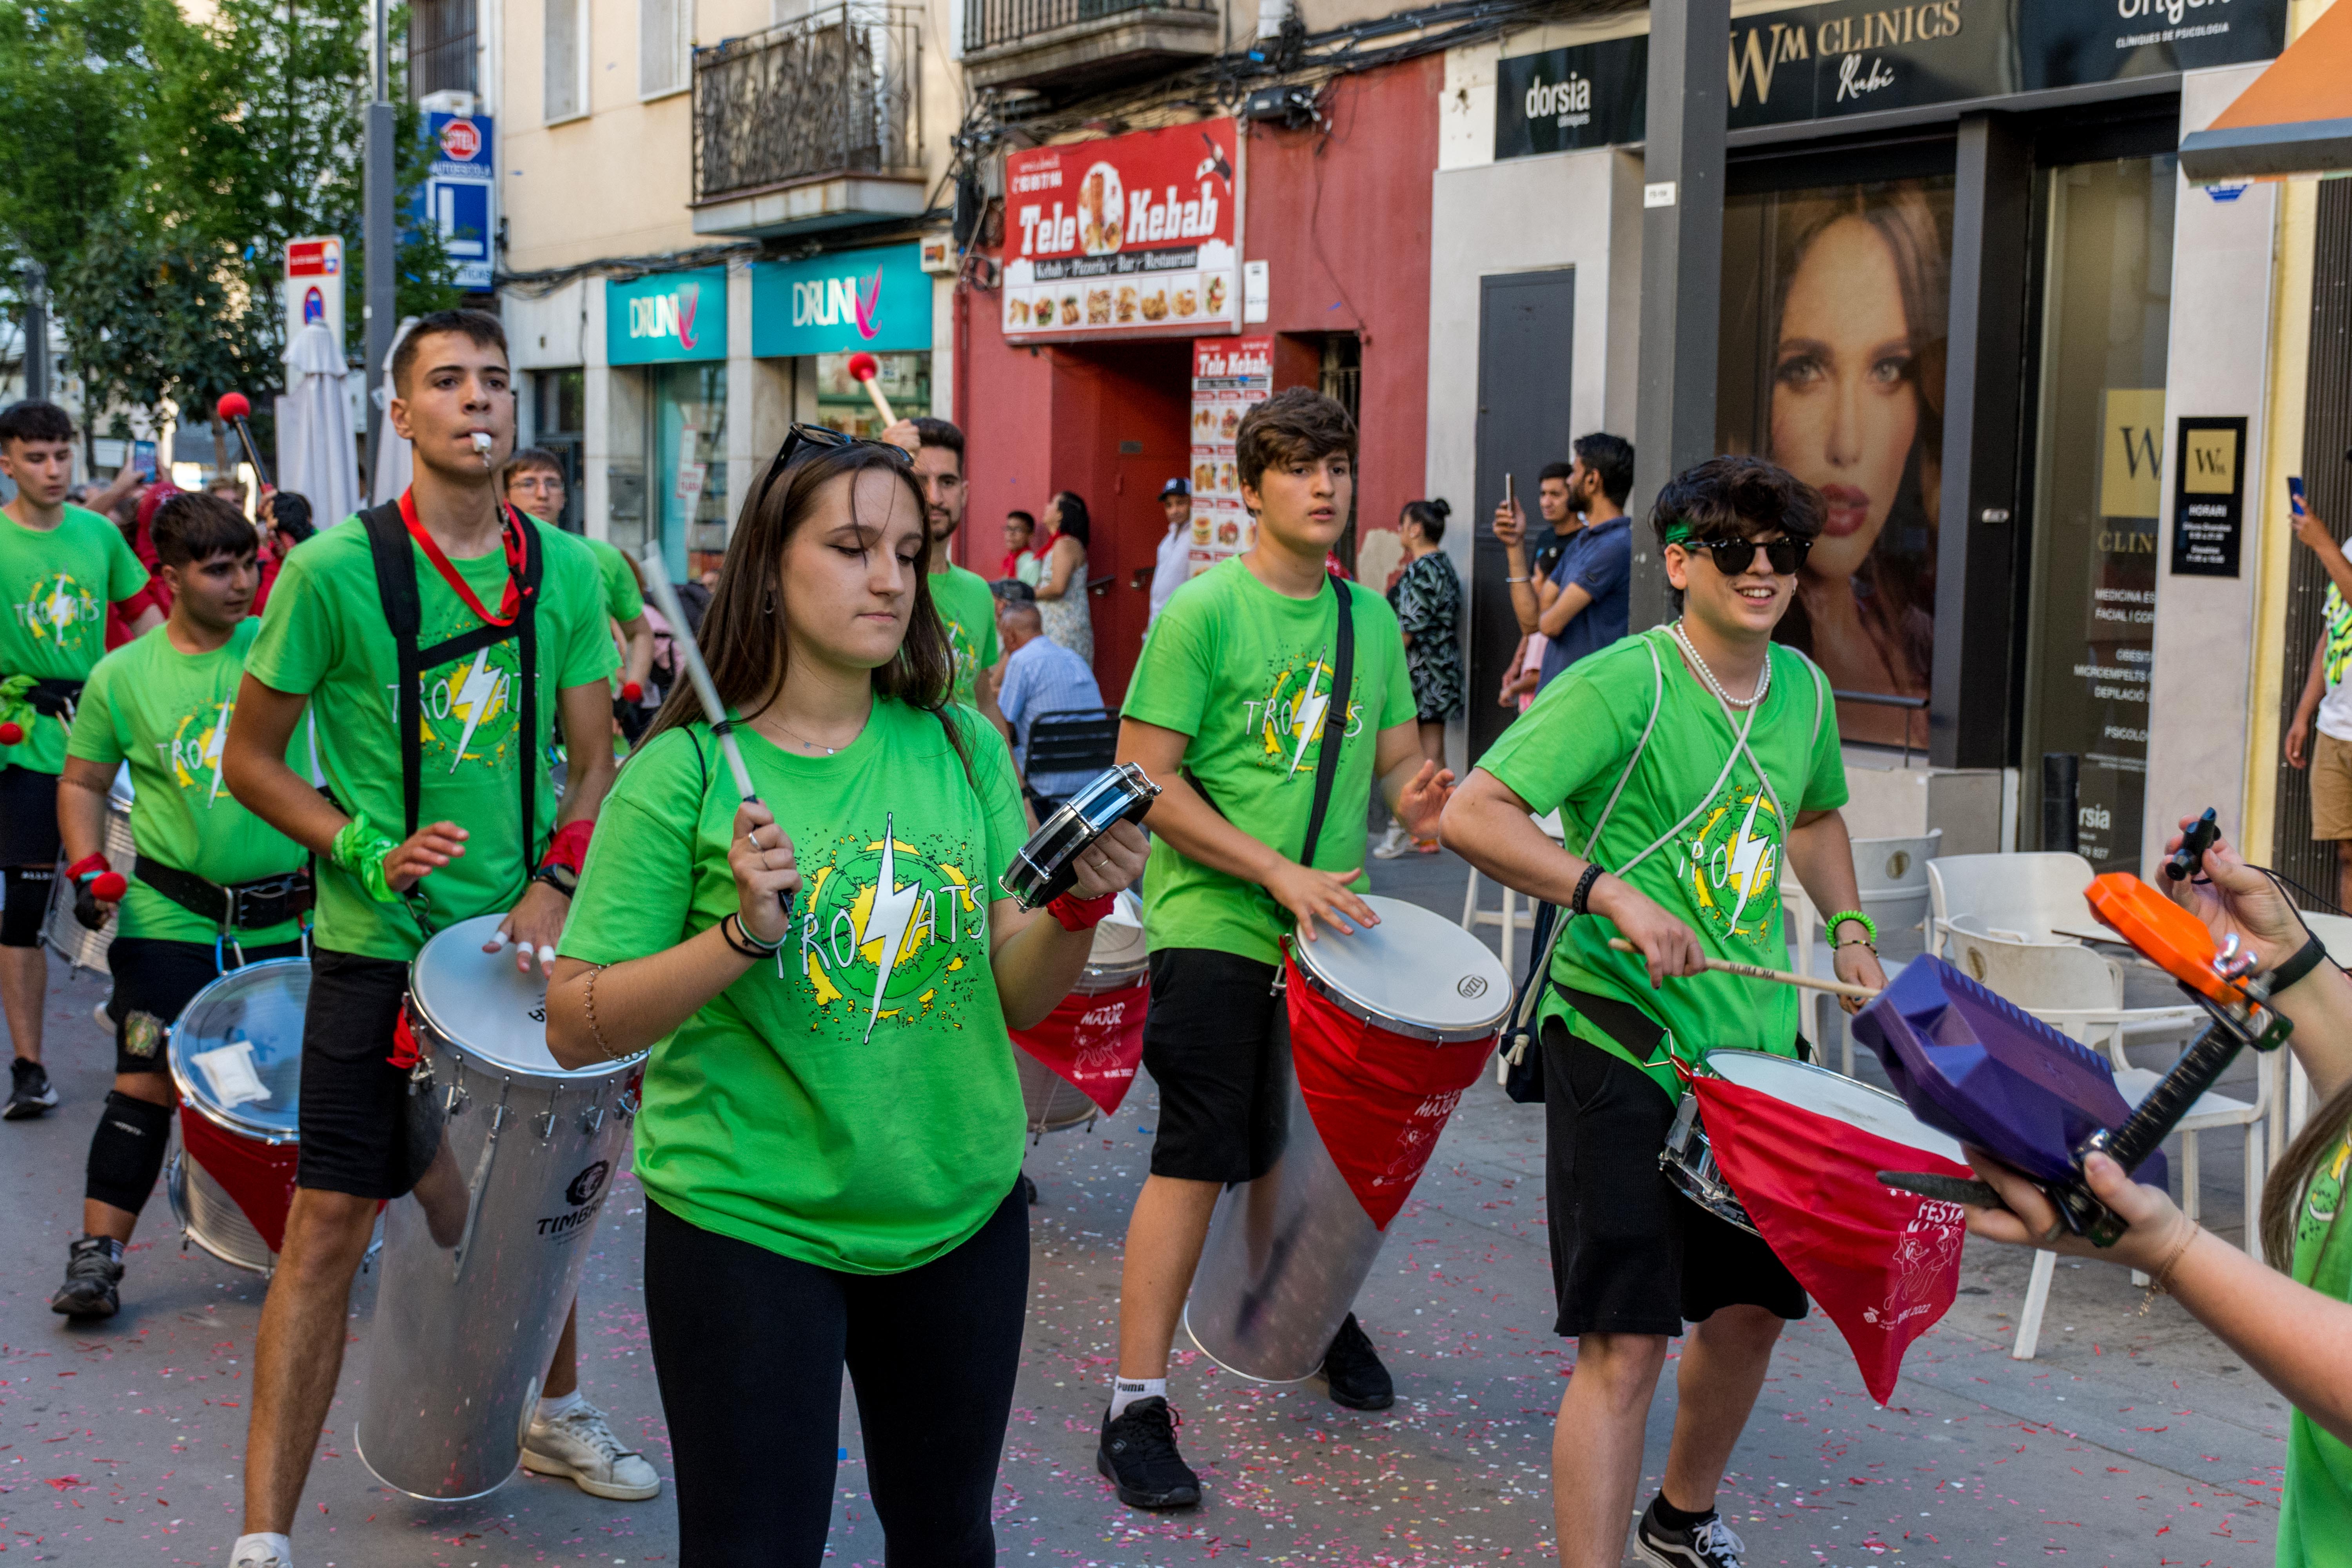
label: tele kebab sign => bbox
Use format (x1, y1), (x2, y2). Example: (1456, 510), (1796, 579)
(1003, 120), (1240, 339)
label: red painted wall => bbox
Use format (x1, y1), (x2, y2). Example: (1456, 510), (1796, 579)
(956, 54), (1439, 702)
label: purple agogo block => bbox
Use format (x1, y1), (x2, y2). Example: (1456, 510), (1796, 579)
(1851, 956), (2166, 1192)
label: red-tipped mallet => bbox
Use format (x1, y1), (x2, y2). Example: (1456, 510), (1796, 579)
(216, 392), (275, 490)
(844, 352), (897, 428)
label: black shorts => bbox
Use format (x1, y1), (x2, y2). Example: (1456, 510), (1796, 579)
(1542, 1020), (1807, 1338)
(107, 936), (304, 1076)
(1139, 947), (1289, 1185)
(296, 946), (423, 1201)
(0, 765), (61, 867)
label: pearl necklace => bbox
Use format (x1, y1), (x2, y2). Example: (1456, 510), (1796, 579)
(1672, 621), (1769, 710)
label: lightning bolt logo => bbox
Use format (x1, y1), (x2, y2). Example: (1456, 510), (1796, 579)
(1722, 793), (1775, 933)
(446, 650), (506, 773)
(203, 699), (231, 804)
(860, 812), (921, 1042)
(1287, 649), (1329, 779)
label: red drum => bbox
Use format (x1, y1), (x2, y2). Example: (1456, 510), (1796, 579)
(1012, 894), (1149, 1133)
(165, 958), (310, 1271)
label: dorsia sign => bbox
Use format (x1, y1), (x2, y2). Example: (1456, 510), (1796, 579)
(1003, 119), (1240, 339)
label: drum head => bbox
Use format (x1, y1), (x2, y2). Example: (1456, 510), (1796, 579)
(1292, 895), (1512, 1043)
(1080, 890), (1148, 991)
(169, 958), (310, 1141)
(1703, 1049), (1964, 1163)
(410, 913), (621, 1076)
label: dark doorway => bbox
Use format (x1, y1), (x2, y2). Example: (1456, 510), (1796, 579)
(1470, 269), (1575, 764)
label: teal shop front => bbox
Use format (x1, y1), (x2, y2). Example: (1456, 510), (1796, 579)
(606, 268), (729, 580)
(751, 245), (935, 440)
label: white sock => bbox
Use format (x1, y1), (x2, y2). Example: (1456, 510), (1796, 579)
(1107, 1376), (1166, 1419)
(537, 1389), (587, 1423)
(231, 1532), (295, 1567)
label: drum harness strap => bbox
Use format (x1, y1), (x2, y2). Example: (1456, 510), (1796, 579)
(359, 497), (545, 938)
(130, 855), (314, 959)
(1183, 572), (1356, 992)
(1501, 628), (1829, 1074)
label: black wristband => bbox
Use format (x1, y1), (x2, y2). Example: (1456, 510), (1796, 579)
(2265, 932), (2331, 995)
(1572, 863), (1606, 917)
(718, 912), (780, 958)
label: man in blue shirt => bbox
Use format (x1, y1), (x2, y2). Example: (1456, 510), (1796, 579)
(1494, 432), (1635, 691)
(997, 599), (1106, 804)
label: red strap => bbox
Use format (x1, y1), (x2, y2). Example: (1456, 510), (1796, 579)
(388, 1011), (421, 1071)
(539, 818), (594, 875)
(398, 488), (528, 627)
(1049, 891), (1116, 932)
(66, 853), (111, 883)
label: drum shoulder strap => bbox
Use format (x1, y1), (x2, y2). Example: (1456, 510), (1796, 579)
(1298, 571), (1356, 871)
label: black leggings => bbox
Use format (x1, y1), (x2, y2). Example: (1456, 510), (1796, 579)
(644, 1185), (1029, 1566)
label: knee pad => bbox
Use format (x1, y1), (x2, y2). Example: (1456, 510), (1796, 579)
(1, 866), (53, 948)
(86, 1091), (173, 1216)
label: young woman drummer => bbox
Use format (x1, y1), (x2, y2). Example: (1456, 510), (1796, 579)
(545, 431), (1147, 1566)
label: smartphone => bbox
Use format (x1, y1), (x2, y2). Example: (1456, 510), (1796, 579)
(131, 439), (158, 481)
(1503, 472), (1515, 514)
(2290, 475), (2307, 519)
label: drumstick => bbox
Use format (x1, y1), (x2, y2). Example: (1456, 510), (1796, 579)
(1606, 937), (1880, 1000)
(845, 352), (896, 427)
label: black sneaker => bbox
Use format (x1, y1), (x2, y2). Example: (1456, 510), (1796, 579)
(1321, 1312), (1394, 1410)
(51, 1237), (123, 1319)
(5, 1058), (56, 1120)
(1633, 1495), (1748, 1568)
(1096, 1397), (1200, 1508)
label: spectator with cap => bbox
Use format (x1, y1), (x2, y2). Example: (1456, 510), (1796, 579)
(1149, 477), (1193, 629)
(997, 599), (1106, 808)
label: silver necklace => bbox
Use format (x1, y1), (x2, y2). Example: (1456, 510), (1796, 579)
(768, 717), (854, 755)
(1672, 621), (1769, 710)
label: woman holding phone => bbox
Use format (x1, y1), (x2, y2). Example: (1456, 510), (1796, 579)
(544, 430), (1147, 1565)
(1960, 819), (2352, 1561)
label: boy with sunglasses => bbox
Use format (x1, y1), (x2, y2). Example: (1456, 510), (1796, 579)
(1442, 456), (1884, 1568)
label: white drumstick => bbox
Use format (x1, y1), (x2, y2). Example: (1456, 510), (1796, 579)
(1607, 937), (1879, 1000)
(638, 547), (758, 806)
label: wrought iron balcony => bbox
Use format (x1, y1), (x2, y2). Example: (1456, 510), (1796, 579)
(691, 4), (923, 223)
(962, 0), (1220, 93)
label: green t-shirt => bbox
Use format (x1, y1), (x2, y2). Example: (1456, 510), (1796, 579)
(65, 621), (308, 945)
(2282, 1127), (2352, 1566)
(931, 564), (1001, 705)
(1122, 558), (1417, 966)
(1477, 627), (1848, 1100)
(580, 534), (646, 626)
(557, 700), (1030, 1274)
(0, 504), (152, 773)
(246, 515), (618, 960)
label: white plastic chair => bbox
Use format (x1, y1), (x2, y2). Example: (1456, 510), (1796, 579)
(1926, 851), (2102, 957)
(1460, 809), (1564, 974)
(1942, 922), (2269, 1359)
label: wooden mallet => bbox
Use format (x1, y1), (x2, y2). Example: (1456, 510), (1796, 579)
(1607, 937), (1880, 1000)
(845, 352), (895, 428)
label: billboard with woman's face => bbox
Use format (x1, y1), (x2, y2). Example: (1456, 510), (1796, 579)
(1718, 177), (1954, 751)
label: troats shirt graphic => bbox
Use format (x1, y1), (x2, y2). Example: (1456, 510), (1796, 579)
(66, 620), (308, 945)
(2316, 584), (2352, 745)
(0, 504), (151, 774)
(1480, 628), (1849, 1100)
(1123, 558), (1416, 966)
(247, 514), (617, 960)
(557, 700), (1031, 1275)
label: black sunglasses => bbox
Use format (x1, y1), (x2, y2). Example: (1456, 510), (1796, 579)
(754, 421), (915, 510)
(1685, 534), (1811, 577)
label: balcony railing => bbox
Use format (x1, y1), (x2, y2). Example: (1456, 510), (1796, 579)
(692, 5), (920, 205)
(962, 0), (1215, 59)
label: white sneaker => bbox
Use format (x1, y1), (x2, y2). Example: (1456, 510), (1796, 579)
(228, 1532), (293, 1568)
(1370, 821), (1412, 860)
(522, 1400), (662, 1501)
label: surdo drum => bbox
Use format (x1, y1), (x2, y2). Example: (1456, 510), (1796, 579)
(1185, 897), (1510, 1384)
(353, 914), (646, 1502)
(1012, 891), (1149, 1135)
(1661, 1050), (1964, 1236)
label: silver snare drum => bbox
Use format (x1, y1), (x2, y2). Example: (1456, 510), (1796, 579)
(164, 958), (308, 1273)
(353, 913), (647, 1502)
(1661, 1049), (1967, 1237)
(43, 763), (134, 975)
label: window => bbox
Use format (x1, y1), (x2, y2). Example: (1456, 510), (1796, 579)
(410, 0), (477, 98)
(640, 0), (692, 99)
(544, 0), (586, 122)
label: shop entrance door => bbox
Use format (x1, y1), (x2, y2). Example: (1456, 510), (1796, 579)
(2018, 154), (2177, 871)
(1471, 269), (1574, 763)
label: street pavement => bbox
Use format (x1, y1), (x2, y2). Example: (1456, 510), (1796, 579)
(0, 849), (2287, 1566)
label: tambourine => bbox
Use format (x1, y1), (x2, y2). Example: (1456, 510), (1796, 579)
(1002, 764), (1161, 910)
